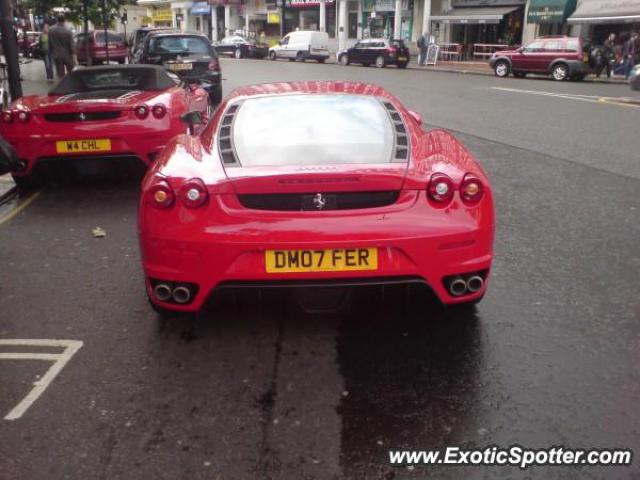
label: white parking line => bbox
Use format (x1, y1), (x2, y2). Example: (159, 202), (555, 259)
(0, 339), (83, 421)
(491, 87), (640, 108)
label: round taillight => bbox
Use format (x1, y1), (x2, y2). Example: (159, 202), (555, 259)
(427, 173), (454, 203)
(17, 111), (31, 123)
(147, 181), (174, 208)
(135, 105), (149, 119)
(152, 104), (167, 119)
(1, 111), (13, 123)
(179, 178), (208, 208)
(460, 174), (484, 204)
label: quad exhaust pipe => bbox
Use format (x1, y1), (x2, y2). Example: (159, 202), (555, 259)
(153, 283), (194, 304)
(448, 277), (468, 297)
(172, 286), (192, 304)
(446, 274), (485, 297)
(467, 275), (484, 293)
(154, 284), (173, 302)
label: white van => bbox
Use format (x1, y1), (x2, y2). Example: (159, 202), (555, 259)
(268, 31), (330, 62)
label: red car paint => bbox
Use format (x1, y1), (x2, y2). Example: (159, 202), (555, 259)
(0, 67), (210, 180)
(138, 81), (495, 312)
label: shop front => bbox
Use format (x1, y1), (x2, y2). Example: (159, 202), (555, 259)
(431, 0), (525, 56)
(283, 0), (336, 37)
(362, 0), (413, 41)
(568, 0), (640, 45)
(526, 0), (577, 36)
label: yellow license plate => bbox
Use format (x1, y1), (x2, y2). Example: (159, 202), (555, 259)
(265, 248), (378, 273)
(56, 139), (111, 153)
(398, 56), (407, 61)
(168, 63), (193, 71)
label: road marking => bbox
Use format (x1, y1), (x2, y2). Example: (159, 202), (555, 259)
(491, 87), (640, 108)
(0, 191), (41, 226)
(0, 339), (83, 421)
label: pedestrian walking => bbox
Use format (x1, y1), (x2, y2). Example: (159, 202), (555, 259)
(600, 33), (616, 79)
(40, 23), (54, 82)
(417, 32), (429, 66)
(48, 15), (75, 79)
(623, 32), (639, 79)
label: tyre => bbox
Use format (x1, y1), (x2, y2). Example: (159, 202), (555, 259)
(234, 48), (243, 59)
(551, 63), (569, 81)
(339, 53), (349, 66)
(296, 51), (305, 62)
(317, 58), (325, 63)
(494, 60), (510, 77)
(209, 85), (222, 106)
(397, 62), (408, 69)
(117, 58), (125, 64)
(12, 174), (40, 192)
(375, 55), (385, 68)
(513, 71), (526, 78)
(269, 50), (277, 61)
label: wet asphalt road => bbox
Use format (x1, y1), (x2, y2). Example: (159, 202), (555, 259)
(0, 59), (639, 480)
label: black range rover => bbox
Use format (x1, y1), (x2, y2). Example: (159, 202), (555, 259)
(133, 32), (222, 104)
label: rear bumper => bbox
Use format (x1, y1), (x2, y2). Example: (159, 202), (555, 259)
(6, 130), (172, 176)
(140, 191), (494, 311)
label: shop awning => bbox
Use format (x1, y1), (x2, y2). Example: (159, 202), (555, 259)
(568, 0), (640, 23)
(527, 0), (577, 23)
(431, 6), (521, 25)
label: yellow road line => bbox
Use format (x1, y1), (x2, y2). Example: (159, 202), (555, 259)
(597, 97), (640, 108)
(0, 191), (41, 226)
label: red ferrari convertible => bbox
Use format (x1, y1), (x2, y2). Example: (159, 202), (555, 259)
(0, 65), (210, 189)
(139, 81), (495, 314)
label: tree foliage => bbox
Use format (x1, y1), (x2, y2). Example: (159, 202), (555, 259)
(23, 0), (129, 29)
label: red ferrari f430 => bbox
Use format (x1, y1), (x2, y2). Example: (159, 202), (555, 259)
(0, 65), (211, 189)
(138, 81), (495, 314)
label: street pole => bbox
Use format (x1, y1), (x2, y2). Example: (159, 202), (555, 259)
(83, 0), (90, 64)
(102, 0), (109, 63)
(0, 0), (22, 100)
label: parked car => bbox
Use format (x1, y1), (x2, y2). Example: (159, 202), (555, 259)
(338, 38), (410, 68)
(268, 30), (330, 62)
(0, 65), (211, 190)
(630, 64), (640, 91)
(138, 81), (494, 316)
(133, 31), (222, 104)
(76, 31), (128, 65)
(214, 35), (269, 59)
(489, 36), (591, 81)
(130, 27), (174, 59)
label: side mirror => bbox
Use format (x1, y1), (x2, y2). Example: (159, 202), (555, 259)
(0, 137), (19, 175)
(407, 110), (422, 125)
(181, 110), (204, 135)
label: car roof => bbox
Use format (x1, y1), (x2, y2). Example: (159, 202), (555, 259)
(224, 81), (399, 104)
(147, 31), (207, 38)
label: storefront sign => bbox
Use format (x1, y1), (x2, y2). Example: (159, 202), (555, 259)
(365, 0), (410, 12)
(208, 0), (242, 5)
(151, 9), (173, 22)
(527, 0), (576, 23)
(191, 1), (211, 14)
(285, 0), (335, 8)
(452, 0), (525, 6)
(268, 11), (281, 23)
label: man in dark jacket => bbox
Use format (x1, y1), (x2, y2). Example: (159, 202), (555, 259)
(623, 32), (639, 79)
(48, 14), (75, 78)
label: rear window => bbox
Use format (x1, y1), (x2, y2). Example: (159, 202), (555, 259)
(566, 39), (579, 52)
(231, 95), (395, 167)
(95, 32), (123, 44)
(149, 35), (213, 56)
(390, 40), (406, 48)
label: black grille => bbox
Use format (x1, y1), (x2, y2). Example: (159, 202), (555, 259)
(238, 191), (399, 211)
(43, 111), (122, 122)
